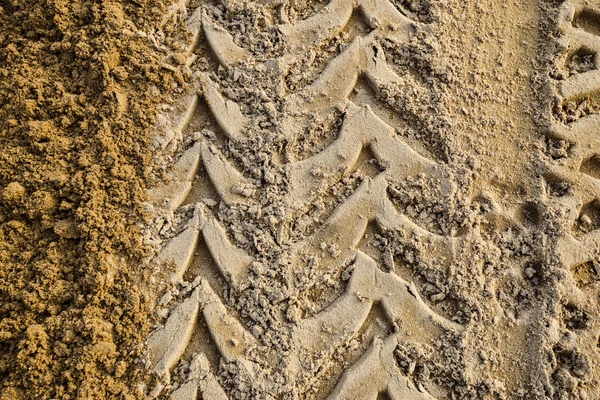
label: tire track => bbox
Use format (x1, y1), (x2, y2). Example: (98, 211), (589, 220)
(539, 1), (600, 397)
(145, 1), (463, 398)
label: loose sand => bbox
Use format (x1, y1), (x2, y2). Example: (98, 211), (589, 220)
(0, 1), (191, 398)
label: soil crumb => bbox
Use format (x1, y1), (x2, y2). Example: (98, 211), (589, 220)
(0, 1), (187, 398)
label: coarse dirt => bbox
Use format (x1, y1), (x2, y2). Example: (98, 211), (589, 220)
(0, 1), (188, 398)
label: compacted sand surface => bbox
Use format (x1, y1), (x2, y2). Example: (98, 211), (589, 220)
(1, 1), (600, 399)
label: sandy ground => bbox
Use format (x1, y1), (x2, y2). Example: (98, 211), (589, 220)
(0, 1), (188, 398)
(1, 0), (600, 399)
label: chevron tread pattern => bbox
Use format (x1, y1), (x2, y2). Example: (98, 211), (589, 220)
(145, 1), (461, 398)
(543, 2), (600, 397)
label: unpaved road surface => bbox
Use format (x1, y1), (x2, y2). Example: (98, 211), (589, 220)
(1, 1), (600, 399)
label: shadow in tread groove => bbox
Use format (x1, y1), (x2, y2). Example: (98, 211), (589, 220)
(574, 8), (600, 36)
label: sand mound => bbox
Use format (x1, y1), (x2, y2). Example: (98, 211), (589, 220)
(0, 1), (190, 398)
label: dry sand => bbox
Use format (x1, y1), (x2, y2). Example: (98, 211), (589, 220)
(1, 0), (600, 399)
